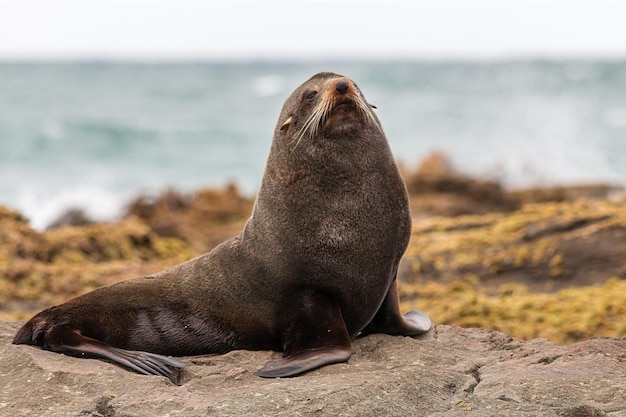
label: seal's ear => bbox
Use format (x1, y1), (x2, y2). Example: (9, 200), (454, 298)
(280, 116), (293, 131)
(368, 102), (377, 109)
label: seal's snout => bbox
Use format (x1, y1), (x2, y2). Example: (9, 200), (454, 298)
(335, 79), (349, 95)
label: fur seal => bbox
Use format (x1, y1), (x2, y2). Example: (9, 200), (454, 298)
(13, 72), (432, 383)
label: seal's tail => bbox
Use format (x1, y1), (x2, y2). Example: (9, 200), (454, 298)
(13, 315), (46, 346)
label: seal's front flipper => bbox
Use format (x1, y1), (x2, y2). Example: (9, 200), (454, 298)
(40, 325), (185, 384)
(255, 346), (351, 378)
(401, 309), (432, 332)
(361, 278), (432, 337)
(256, 291), (352, 378)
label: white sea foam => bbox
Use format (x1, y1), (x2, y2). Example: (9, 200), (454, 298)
(18, 186), (125, 231)
(605, 107), (626, 128)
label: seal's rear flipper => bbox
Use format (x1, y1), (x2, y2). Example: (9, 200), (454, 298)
(91, 345), (186, 385)
(255, 346), (352, 378)
(256, 291), (352, 378)
(20, 324), (185, 385)
(361, 278), (432, 336)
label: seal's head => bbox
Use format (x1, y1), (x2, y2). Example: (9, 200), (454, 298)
(275, 72), (382, 152)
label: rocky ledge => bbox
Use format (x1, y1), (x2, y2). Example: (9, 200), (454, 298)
(1, 321), (624, 417)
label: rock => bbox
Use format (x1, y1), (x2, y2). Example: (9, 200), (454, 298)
(403, 152), (520, 217)
(401, 152), (623, 219)
(0, 215), (195, 320)
(1, 322), (624, 417)
(125, 184), (253, 254)
(46, 208), (93, 229)
(511, 184), (625, 205)
(397, 198), (626, 344)
(0, 206), (46, 263)
(402, 198), (626, 291)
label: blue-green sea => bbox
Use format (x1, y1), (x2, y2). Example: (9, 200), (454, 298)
(1, 61), (625, 229)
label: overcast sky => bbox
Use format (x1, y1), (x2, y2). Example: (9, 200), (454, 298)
(1, 0), (625, 60)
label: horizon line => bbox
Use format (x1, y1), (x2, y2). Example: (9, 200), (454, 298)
(1, 54), (626, 64)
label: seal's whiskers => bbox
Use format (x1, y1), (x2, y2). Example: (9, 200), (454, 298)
(290, 84), (382, 153)
(355, 95), (384, 135)
(291, 94), (331, 153)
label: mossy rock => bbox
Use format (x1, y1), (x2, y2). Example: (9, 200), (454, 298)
(125, 184), (254, 253)
(0, 205), (47, 262)
(402, 198), (626, 290)
(0, 208), (196, 318)
(399, 277), (626, 344)
(43, 217), (194, 264)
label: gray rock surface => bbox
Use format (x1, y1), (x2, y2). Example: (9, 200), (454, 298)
(1, 321), (624, 417)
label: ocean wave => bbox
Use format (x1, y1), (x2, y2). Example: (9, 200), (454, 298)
(17, 185), (125, 231)
(2, 61), (625, 230)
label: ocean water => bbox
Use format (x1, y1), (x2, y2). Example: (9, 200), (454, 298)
(1, 61), (625, 230)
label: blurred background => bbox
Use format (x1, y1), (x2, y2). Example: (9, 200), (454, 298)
(1, 0), (625, 230)
(2, 0), (625, 343)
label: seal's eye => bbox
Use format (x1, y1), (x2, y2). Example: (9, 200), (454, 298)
(305, 91), (317, 102)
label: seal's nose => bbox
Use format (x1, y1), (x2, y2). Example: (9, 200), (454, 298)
(335, 79), (349, 95)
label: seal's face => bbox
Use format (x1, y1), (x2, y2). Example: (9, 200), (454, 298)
(277, 72), (382, 151)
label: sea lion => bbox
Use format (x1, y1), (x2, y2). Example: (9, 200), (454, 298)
(13, 72), (432, 384)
